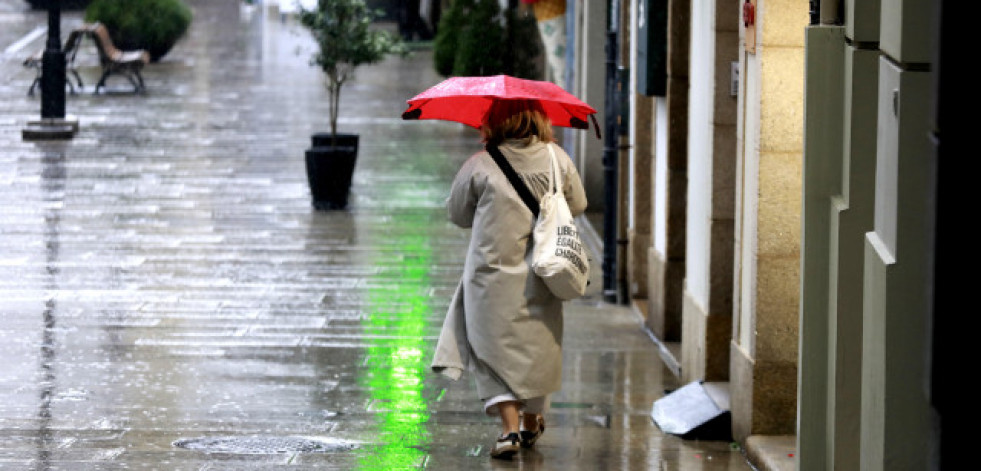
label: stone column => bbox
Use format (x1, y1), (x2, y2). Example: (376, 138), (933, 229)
(576, 0), (608, 210)
(798, 14), (879, 468)
(628, 96), (653, 302)
(730, 0), (807, 440)
(679, 0), (738, 384)
(623, 0), (652, 304)
(645, 0), (688, 342)
(860, 0), (936, 463)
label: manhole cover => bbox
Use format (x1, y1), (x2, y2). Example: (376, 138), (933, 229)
(173, 436), (359, 454)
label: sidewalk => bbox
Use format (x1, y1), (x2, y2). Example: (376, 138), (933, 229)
(0, 1), (756, 468)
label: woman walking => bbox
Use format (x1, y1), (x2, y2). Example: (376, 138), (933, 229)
(431, 99), (587, 460)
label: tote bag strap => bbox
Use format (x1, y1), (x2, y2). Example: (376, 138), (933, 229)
(545, 143), (563, 196)
(486, 144), (540, 218)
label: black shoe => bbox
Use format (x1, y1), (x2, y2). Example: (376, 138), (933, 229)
(490, 432), (520, 459)
(520, 415), (545, 448)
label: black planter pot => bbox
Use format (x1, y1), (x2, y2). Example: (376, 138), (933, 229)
(305, 133), (359, 210)
(25, 0), (91, 9)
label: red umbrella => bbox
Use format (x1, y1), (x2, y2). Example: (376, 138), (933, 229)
(401, 75), (600, 138)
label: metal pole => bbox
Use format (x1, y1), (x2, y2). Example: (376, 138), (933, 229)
(819, 0), (841, 25)
(601, 0), (620, 303)
(40, 0), (66, 120)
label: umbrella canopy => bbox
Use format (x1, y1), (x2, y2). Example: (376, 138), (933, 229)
(402, 75), (600, 137)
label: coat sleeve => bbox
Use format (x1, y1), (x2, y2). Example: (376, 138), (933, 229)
(447, 154), (482, 228)
(559, 148), (588, 217)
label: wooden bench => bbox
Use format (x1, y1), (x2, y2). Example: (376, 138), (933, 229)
(86, 23), (150, 94)
(23, 27), (87, 96)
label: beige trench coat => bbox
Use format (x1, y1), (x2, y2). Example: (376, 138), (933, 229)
(431, 138), (587, 401)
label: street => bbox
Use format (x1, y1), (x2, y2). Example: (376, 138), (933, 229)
(0, 1), (754, 469)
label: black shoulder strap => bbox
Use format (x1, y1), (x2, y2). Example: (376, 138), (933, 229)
(486, 144), (540, 218)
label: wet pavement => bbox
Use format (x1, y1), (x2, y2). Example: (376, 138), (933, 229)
(0, 1), (756, 469)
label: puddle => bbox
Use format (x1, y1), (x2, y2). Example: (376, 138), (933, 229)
(173, 435), (359, 454)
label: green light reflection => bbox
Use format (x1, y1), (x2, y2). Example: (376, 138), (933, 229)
(358, 212), (434, 469)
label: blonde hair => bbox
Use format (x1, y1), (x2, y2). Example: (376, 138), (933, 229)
(481, 100), (554, 146)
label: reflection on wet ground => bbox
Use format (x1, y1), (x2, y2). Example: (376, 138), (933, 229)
(0, 0), (754, 469)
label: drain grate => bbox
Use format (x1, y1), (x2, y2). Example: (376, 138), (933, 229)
(173, 435), (359, 454)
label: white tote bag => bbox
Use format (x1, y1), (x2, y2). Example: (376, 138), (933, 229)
(532, 144), (589, 300)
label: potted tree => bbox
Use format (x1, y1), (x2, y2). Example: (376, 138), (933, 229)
(298, 0), (407, 210)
